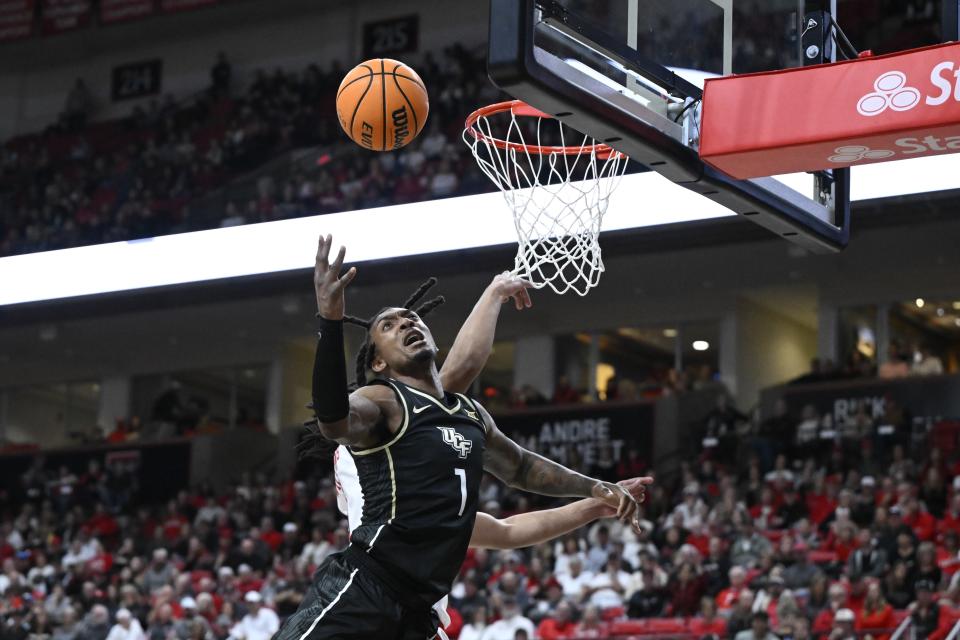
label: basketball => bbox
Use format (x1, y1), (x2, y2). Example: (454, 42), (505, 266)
(335, 58), (429, 152)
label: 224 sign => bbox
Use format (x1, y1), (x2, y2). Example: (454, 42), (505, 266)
(363, 15), (419, 58)
(112, 59), (162, 102)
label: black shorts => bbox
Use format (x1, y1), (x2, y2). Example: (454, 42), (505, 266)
(274, 549), (440, 640)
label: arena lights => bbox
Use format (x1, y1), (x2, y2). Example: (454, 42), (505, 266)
(0, 171), (732, 307)
(0, 152), (957, 307)
(692, 340), (710, 351)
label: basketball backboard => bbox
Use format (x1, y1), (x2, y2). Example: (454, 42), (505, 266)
(487, 0), (852, 251)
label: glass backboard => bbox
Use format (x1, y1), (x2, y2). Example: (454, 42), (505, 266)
(487, 0), (851, 251)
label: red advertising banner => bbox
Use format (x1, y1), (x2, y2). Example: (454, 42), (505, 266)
(700, 42), (960, 179)
(159, 0), (216, 14)
(100, 0), (153, 24)
(0, 0), (34, 41)
(40, 0), (90, 34)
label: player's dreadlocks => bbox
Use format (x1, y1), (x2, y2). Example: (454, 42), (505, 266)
(344, 276), (445, 388)
(297, 277), (445, 460)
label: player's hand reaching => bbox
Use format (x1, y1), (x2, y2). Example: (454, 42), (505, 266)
(314, 234), (357, 320)
(591, 476), (654, 522)
(592, 481), (641, 531)
(489, 271), (534, 311)
(618, 476), (654, 504)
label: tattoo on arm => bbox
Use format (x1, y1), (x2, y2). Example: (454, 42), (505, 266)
(478, 402), (596, 498)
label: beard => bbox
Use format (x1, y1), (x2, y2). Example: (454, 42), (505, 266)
(389, 343), (437, 376)
(410, 345), (434, 363)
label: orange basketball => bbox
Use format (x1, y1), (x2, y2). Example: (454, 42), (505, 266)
(335, 58), (429, 151)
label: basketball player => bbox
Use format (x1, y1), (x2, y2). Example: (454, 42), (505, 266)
(329, 268), (651, 638)
(276, 235), (644, 640)
(335, 446), (650, 640)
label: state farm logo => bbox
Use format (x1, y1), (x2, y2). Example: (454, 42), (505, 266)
(827, 136), (960, 165)
(856, 63), (960, 117)
(828, 145), (895, 163)
(857, 71), (921, 116)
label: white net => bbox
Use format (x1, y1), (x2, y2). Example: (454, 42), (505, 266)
(463, 102), (628, 296)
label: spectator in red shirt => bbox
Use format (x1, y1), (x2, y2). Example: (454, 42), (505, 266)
(813, 583), (850, 635)
(259, 517), (282, 552)
(689, 597), (727, 637)
(829, 521), (860, 564)
(857, 581), (895, 640)
(161, 501), (188, 542)
(571, 605), (608, 639)
(807, 479), (838, 526)
(903, 498), (937, 542)
(940, 532), (960, 577)
(717, 566), (748, 612)
(669, 561), (706, 616)
(939, 495), (960, 539)
(829, 608), (858, 640)
(535, 601), (577, 640)
(236, 564), (263, 595)
(85, 503), (120, 539)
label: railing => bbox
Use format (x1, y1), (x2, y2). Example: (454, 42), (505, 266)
(945, 617), (960, 640)
(890, 613), (913, 640)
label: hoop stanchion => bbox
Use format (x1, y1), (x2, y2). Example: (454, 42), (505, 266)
(463, 100), (628, 296)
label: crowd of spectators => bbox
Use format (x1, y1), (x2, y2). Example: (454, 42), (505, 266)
(789, 340), (949, 387)
(3, 389), (960, 640)
(482, 365), (719, 413)
(0, 44), (498, 258)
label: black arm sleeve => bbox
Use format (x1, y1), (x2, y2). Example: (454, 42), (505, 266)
(312, 317), (350, 423)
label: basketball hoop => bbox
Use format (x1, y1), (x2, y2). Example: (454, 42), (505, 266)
(463, 100), (628, 296)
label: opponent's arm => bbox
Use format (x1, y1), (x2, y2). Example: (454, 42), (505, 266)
(469, 478), (651, 549)
(470, 501), (608, 550)
(439, 272), (533, 394)
(311, 234), (396, 448)
(476, 401), (641, 526)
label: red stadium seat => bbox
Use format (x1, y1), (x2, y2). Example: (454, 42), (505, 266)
(609, 619), (649, 636)
(601, 606), (626, 621)
(808, 550), (839, 564)
(764, 529), (786, 542)
(645, 618), (688, 634)
(191, 570), (213, 583)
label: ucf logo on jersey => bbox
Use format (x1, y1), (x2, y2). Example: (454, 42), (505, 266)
(437, 427), (472, 459)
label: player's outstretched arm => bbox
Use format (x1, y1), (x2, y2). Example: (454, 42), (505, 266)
(469, 478), (651, 549)
(311, 234), (396, 448)
(476, 401), (642, 527)
(439, 272), (533, 394)
(470, 501), (607, 550)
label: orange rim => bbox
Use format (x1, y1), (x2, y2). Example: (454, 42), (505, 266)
(464, 100), (621, 159)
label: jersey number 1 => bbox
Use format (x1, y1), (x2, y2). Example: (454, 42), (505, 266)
(454, 468), (466, 517)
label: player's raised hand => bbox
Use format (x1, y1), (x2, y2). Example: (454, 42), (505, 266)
(618, 476), (654, 504)
(314, 234), (357, 320)
(592, 481), (640, 530)
(490, 271), (534, 310)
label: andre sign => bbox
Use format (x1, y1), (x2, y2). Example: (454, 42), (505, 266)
(699, 41), (960, 179)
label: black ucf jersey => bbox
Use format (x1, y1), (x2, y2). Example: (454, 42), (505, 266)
(346, 377), (487, 606)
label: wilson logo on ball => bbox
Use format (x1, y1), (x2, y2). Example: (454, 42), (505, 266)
(392, 107), (410, 149)
(360, 122), (374, 149)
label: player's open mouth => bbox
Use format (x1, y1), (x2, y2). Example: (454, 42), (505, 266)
(403, 329), (424, 347)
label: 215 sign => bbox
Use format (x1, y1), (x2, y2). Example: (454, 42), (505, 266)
(363, 15), (419, 58)
(112, 59), (162, 102)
